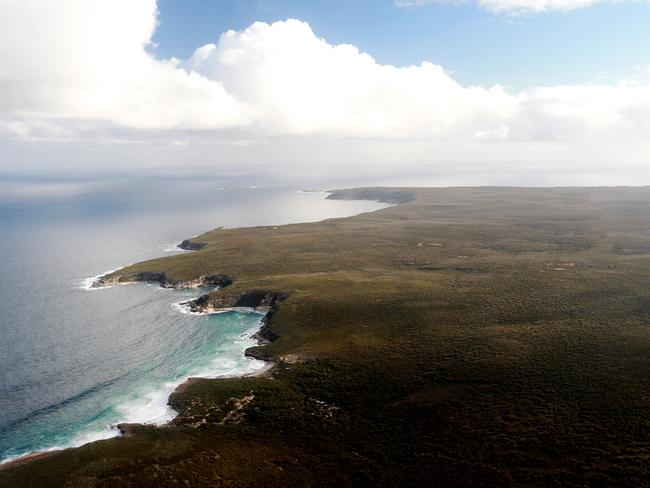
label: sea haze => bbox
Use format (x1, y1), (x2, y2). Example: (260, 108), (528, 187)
(0, 174), (387, 463)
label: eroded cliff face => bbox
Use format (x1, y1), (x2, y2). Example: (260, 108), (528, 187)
(169, 275), (233, 289)
(184, 290), (288, 314)
(92, 269), (287, 348)
(91, 272), (233, 289)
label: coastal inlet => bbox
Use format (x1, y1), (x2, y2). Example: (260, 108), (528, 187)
(0, 182), (388, 465)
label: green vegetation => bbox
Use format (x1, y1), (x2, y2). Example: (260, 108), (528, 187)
(4, 186), (650, 486)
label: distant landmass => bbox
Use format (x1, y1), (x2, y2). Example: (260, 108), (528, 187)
(4, 186), (650, 486)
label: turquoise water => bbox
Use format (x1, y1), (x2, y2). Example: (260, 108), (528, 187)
(0, 174), (387, 463)
(1, 306), (265, 462)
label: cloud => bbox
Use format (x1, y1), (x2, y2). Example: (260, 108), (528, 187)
(183, 19), (650, 144)
(395, 0), (626, 14)
(480, 0), (603, 12)
(184, 20), (516, 139)
(0, 0), (249, 130)
(0, 3), (649, 178)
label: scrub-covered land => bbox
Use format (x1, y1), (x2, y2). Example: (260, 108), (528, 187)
(4, 187), (650, 487)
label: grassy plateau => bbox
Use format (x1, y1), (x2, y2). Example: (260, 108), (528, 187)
(4, 186), (650, 486)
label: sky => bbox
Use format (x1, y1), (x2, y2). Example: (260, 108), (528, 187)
(1, 0), (649, 186)
(153, 0), (650, 89)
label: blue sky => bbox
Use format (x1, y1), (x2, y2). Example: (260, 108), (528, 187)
(154, 0), (650, 90)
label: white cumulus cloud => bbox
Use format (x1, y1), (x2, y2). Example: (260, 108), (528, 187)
(185, 19), (516, 139)
(0, 0), (250, 130)
(181, 19), (650, 144)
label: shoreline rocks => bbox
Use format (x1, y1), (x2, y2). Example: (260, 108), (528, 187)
(91, 272), (233, 290)
(178, 239), (207, 251)
(183, 290), (287, 314)
(183, 290), (288, 360)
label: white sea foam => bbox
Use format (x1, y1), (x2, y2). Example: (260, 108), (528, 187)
(77, 266), (127, 290)
(50, 426), (122, 452)
(0, 426), (122, 465)
(172, 301), (201, 315)
(116, 353), (265, 429)
(117, 382), (179, 426)
(162, 242), (192, 253)
(172, 301), (260, 316)
(114, 316), (266, 425)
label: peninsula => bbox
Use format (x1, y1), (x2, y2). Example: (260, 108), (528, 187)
(3, 187), (650, 486)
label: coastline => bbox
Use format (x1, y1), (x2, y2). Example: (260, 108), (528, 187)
(1, 188), (393, 468)
(0, 450), (60, 473)
(0, 187), (404, 480)
(1, 239), (286, 469)
(1, 191), (351, 467)
(0, 300), (277, 470)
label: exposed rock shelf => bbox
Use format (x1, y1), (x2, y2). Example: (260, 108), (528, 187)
(183, 290), (288, 359)
(178, 239), (207, 251)
(91, 272), (233, 289)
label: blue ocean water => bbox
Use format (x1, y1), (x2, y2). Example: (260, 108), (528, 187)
(0, 174), (386, 463)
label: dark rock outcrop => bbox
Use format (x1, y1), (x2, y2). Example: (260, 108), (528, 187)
(92, 272), (166, 287)
(116, 423), (143, 436)
(183, 289), (287, 314)
(167, 275), (233, 289)
(233, 290), (288, 310)
(92, 272), (232, 290)
(183, 290), (288, 359)
(178, 239), (207, 251)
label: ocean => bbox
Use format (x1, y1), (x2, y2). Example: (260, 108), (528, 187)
(0, 173), (386, 463)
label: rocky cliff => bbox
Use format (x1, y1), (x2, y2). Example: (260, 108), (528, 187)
(92, 272), (233, 289)
(184, 290), (288, 359)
